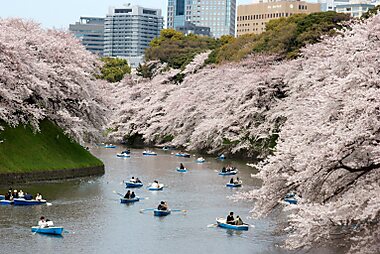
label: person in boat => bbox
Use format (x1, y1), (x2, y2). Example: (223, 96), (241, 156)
(24, 193), (33, 200)
(18, 190), (24, 198)
(130, 176), (136, 183)
(179, 163), (185, 169)
(130, 192), (136, 199)
(157, 201), (168, 211)
(226, 212), (235, 225)
(4, 192), (11, 200)
(124, 190), (131, 199)
(13, 190), (18, 199)
(136, 177), (142, 183)
(38, 216), (48, 228)
(222, 167), (226, 173)
(234, 177), (240, 184)
(35, 193), (43, 201)
(235, 216), (244, 225)
(46, 219), (54, 227)
(230, 178), (234, 184)
(152, 180), (159, 188)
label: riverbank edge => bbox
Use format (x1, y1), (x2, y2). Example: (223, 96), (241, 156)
(0, 165), (105, 185)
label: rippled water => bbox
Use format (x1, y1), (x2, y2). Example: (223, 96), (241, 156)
(0, 148), (341, 254)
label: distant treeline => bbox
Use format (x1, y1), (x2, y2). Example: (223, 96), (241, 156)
(145, 11), (351, 69)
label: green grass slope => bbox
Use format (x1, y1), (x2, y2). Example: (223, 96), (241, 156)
(0, 120), (103, 173)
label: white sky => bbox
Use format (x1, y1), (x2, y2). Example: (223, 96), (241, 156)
(0, 0), (254, 29)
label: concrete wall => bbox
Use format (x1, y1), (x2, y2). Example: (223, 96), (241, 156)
(0, 166), (105, 186)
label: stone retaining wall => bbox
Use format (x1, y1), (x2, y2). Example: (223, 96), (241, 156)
(0, 165), (105, 185)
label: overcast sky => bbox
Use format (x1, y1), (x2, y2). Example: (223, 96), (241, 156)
(0, 0), (254, 29)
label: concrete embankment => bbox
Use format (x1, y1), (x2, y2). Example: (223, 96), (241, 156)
(0, 165), (104, 185)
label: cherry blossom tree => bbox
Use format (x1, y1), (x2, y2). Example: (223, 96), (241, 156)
(108, 53), (284, 156)
(236, 16), (380, 254)
(0, 18), (108, 142)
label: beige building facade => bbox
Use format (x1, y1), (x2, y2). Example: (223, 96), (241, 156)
(236, 0), (321, 36)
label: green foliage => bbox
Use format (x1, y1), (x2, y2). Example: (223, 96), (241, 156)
(103, 127), (116, 137)
(0, 120), (103, 173)
(222, 138), (239, 145)
(209, 11), (351, 64)
(97, 57), (131, 83)
(170, 73), (186, 84)
(145, 29), (219, 69)
(361, 5), (380, 19)
(136, 63), (154, 79)
(161, 134), (174, 143)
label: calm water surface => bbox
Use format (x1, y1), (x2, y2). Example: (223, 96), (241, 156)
(0, 148), (339, 254)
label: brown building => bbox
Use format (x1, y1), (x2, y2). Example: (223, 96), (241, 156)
(236, 0), (321, 36)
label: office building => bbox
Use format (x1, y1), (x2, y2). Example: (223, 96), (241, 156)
(176, 21), (211, 36)
(335, 2), (375, 17)
(167, 0), (236, 38)
(236, 0), (321, 36)
(104, 5), (163, 67)
(69, 17), (105, 56)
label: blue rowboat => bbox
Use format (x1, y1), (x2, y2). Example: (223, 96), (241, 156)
(31, 226), (64, 235)
(148, 184), (164, 191)
(116, 153), (130, 158)
(196, 158), (205, 163)
(175, 153), (191, 158)
(143, 151), (157, 156)
(284, 198), (298, 204)
(216, 218), (249, 231)
(218, 170), (238, 176)
(104, 145), (116, 148)
(120, 197), (140, 204)
(226, 181), (242, 188)
(125, 181), (143, 188)
(0, 200), (13, 205)
(13, 198), (47, 206)
(219, 154), (226, 160)
(285, 193), (296, 198)
(154, 209), (171, 216)
(0, 195), (4, 200)
(176, 168), (187, 173)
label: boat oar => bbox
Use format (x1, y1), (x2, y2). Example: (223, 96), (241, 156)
(171, 209), (187, 213)
(46, 202), (52, 206)
(207, 223), (217, 228)
(112, 191), (124, 197)
(139, 208), (155, 213)
(32, 226), (41, 235)
(139, 197), (149, 200)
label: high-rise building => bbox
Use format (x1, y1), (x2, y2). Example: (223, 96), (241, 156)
(176, 21), (211, 36)
(236, 0), (321, 36)
(69, 17), (105, 56)
(167, 0), (236, 38)
(104, 5), (163, 67)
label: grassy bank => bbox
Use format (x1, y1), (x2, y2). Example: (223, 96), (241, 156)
(0, 120), (103, 173)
